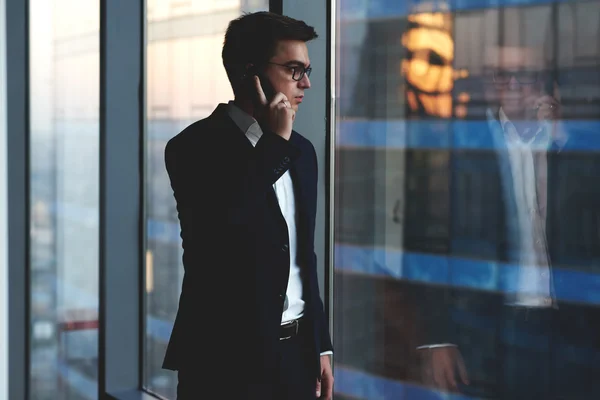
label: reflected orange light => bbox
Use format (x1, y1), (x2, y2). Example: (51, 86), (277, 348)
(458, 92), (470, 103)
(401, 12), (456, 118)
(455, 104), (468, 118)
(402, 27), (454, 61)
(453, 69), (469, 79)
(420, 93), (453, 118)
(407, 90), (419, 111)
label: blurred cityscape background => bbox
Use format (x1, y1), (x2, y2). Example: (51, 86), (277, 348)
(17, 0), (600, 399)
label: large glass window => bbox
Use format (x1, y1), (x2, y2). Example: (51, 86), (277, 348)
(29, 0), (100, 399)
(333, 0), (600, 399)
(143, 1), (269, 398)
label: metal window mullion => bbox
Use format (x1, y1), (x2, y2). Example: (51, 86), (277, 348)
(99, 0), (144, 397)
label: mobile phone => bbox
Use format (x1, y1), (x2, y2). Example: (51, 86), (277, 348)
(246, 65), (276, 103)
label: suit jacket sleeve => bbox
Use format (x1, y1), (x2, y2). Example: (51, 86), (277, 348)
(307, 143), (333, 354)
(165, 129), (301, 234)
(316, 255), (334, 353)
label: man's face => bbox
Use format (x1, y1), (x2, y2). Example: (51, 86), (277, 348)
(263, 40), (311, 112)
(485, 46), (543, 118)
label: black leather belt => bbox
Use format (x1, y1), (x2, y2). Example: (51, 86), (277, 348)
(280, 318), (302, 341)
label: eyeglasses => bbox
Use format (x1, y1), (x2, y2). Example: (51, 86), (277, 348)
(490, 70), (539, 85)
(267, 62), (312, 81)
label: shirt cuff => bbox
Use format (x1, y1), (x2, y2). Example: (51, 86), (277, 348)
(320, 351), (333, 356)
(416, 343), (458, 350)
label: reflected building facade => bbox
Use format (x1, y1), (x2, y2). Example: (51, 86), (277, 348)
(29, 0), (100, 399)
(334, 0), (600, 399)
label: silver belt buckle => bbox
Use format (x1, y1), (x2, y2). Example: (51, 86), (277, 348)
(279, 319), (298, 341)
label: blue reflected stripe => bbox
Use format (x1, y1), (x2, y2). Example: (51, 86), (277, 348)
(145, 220), (600, 304)
(337, 120), (600, 150)
(46, 203), (600, 306)
(335, 243), (600, 305)
(147, 315), (173, 342)
(341, 0), (572, 20)
(50, 201), (98, 226)
(147, 218), (181, 244)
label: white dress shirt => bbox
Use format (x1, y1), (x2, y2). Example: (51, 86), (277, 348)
(227, 102), (333, 356)
(494, 109), (553, 307)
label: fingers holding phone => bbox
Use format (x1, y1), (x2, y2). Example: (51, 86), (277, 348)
(254, 75), (294, 140)
(254, 74), (269, 107)
(534, 95), (560, 121)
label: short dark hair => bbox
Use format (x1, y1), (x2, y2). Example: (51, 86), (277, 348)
(222, 11), (318, 91)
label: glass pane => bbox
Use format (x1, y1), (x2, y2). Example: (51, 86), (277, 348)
(333, 0), (600, 399)
(29, 0), (100, 399)
(143, 1), (269, 398)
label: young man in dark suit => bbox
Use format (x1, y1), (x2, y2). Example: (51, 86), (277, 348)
(161, 11), (334, 400)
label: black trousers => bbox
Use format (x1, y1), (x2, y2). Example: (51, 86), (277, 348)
(177, 325), (317, 400)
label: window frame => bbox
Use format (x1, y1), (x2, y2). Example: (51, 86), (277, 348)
(0, 0), (10, 398)
(99, 0), (146, 398)
(6, 0), (29, 398)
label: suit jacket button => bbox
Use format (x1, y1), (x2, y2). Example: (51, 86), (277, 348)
(281, 244), (289, 252)
(283, 156), (290, 163)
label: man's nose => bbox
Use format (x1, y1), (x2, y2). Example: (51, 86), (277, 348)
(508, 75), (520, 90)
(299, 74), (311, 89)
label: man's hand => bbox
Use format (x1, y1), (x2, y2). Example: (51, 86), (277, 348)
(254, 75), (295, 140)
(420, 346), (469, 392)
(534, 95), (560, 121)
(316, 354), (333, 399)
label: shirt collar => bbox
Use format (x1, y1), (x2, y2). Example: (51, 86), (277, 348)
(498, 108), (510, 131)
(227, 100), (258, 135)
(493, 107), (542, 145)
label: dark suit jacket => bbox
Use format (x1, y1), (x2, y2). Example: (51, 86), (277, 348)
(161, 103), (332, 385)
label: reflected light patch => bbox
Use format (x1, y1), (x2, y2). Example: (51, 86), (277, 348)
(455, 104), (468, 118)
(458, 92), (470, 103)
(420, 93), (452, 118)
(407, 90), (419, 111)
(402, 28), (454, 61)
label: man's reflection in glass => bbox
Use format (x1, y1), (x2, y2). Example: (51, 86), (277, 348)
(419, 44), (600, 400)
(484, 45), (560, 308)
